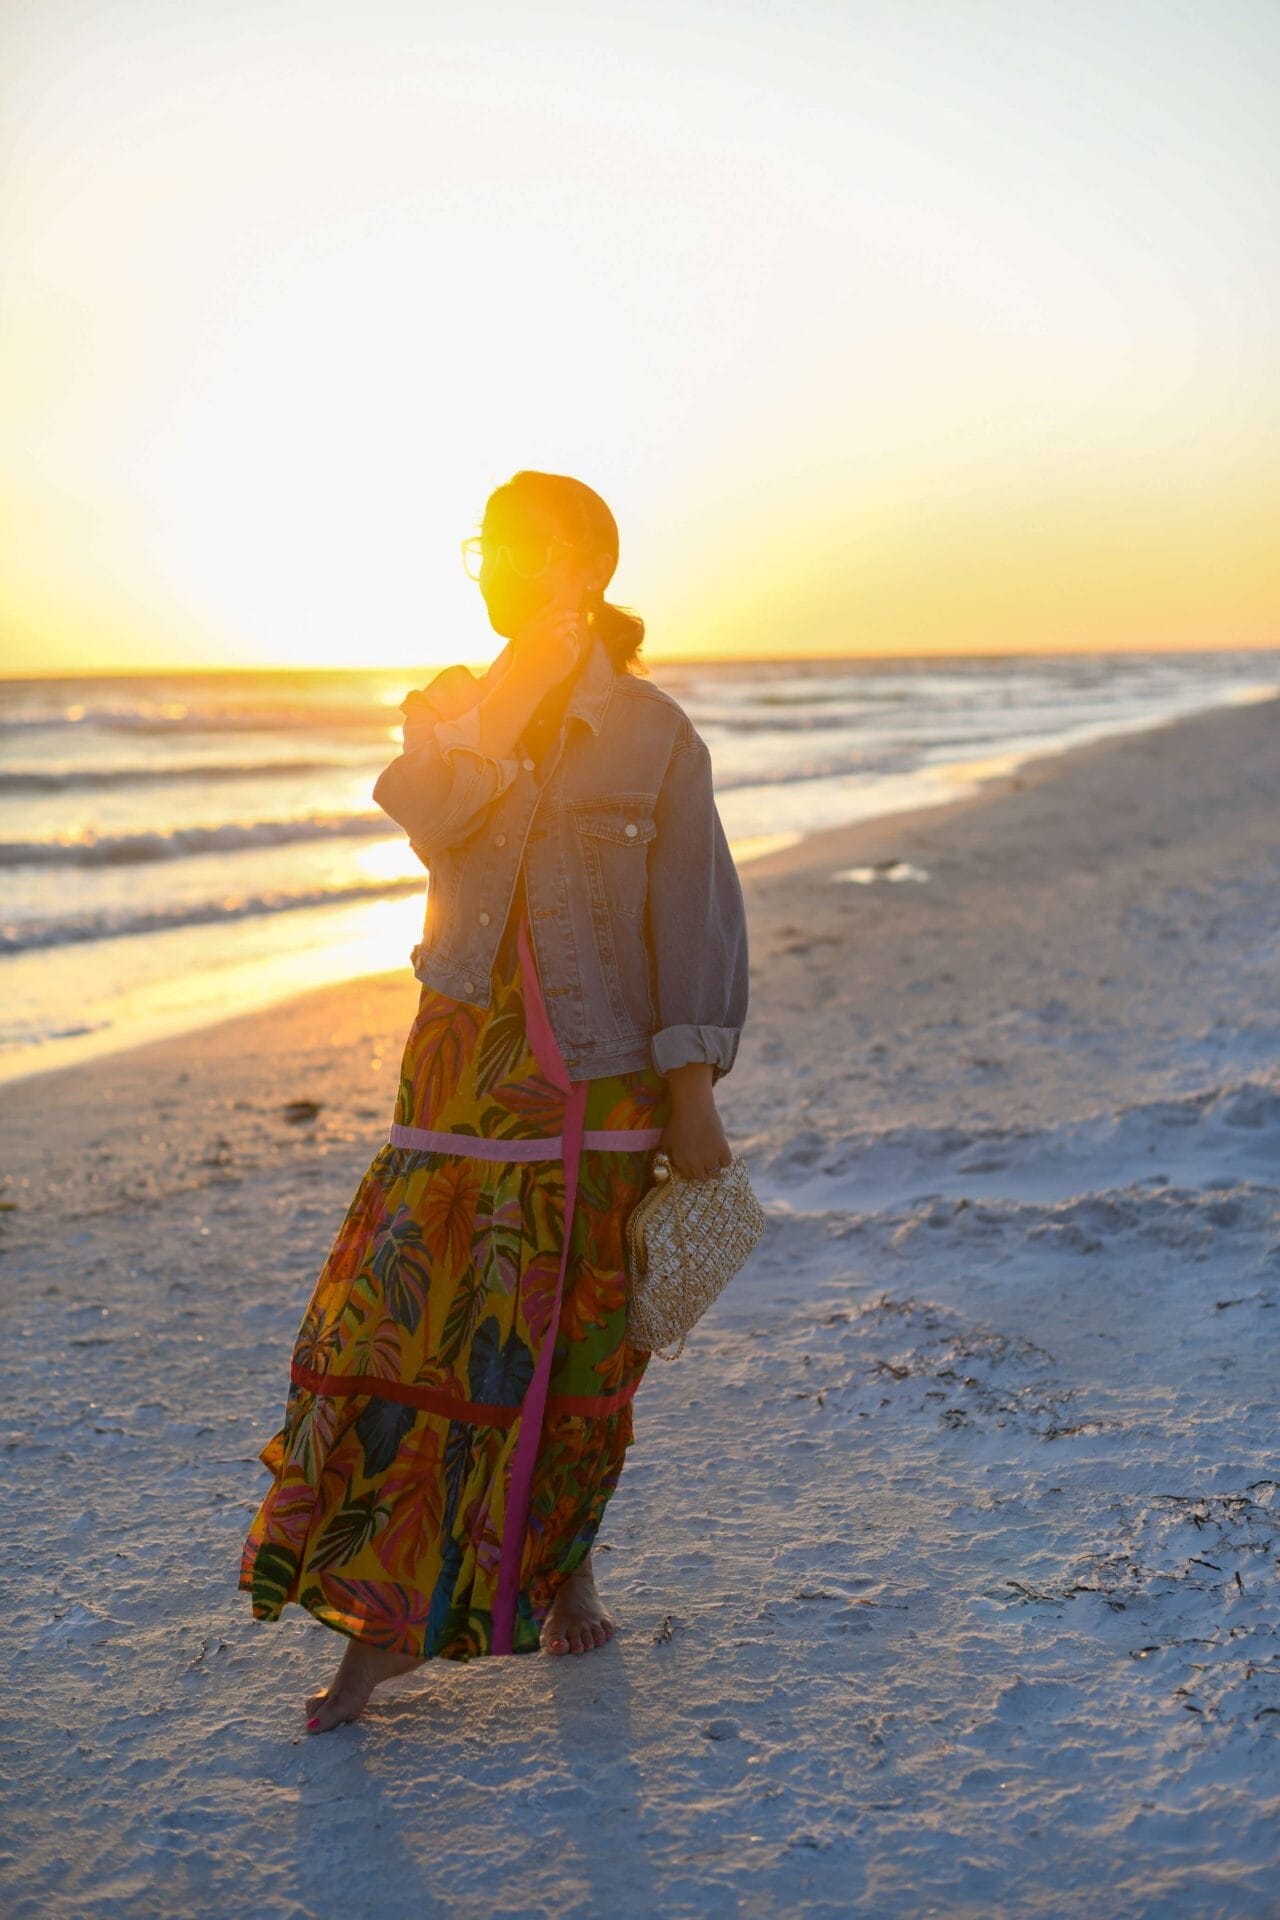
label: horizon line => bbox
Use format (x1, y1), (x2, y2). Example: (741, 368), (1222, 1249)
(5, 639), (1279, 681)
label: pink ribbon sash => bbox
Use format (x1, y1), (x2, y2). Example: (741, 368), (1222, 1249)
(388, 1122), (663, 1157)
(419, 918), (654, 1655)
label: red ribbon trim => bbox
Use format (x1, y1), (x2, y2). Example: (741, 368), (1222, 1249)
(289, 1359), (640, 1427)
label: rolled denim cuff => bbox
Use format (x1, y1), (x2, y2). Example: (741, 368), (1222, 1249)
(406, 757), (488, 856)
(432, 711), (521, 801)
(651, 1021), (741, 1083)
(374, 699), (518, 861)
(400, 664), (480, 726)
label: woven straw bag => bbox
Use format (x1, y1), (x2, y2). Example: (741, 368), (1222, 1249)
(624, 1149), (766, 1361)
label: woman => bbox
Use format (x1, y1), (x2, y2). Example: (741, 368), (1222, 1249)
(238, 469), (749, 1733)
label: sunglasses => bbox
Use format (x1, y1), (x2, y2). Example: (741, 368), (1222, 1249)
(461, 534), (578, 583)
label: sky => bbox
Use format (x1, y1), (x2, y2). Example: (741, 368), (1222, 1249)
(1, 0), (1277, 674)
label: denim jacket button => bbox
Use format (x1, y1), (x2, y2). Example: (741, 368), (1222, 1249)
(464, 978), (478, 994)
(494, 833), (507, 847)
(478, 910), (491, 926)
(624, 822), (639, 836)
(521, 757), (535, 771)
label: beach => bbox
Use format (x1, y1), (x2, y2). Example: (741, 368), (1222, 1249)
(3, 691), (1278, 1918)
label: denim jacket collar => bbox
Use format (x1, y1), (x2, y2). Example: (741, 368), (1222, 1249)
(478, 626), (616, 738)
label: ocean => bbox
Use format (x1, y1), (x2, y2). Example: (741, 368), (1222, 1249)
(3, 648), (1277, 1082)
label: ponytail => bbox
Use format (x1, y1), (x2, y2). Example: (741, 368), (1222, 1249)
(589, 591), (646, 674)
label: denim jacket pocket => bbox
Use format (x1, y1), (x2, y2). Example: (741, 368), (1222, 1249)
(567, 796), (657, 841)
(567, 795), (658, 1032)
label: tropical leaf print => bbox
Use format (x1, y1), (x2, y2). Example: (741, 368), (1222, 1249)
(484, 1072), (566, 1135)
(397, 998), (485, 1125)
(255, 1479), (318, 1555)
(354, 1396), (419, 1477)
(319, 1574), (434, 1653)
(257, 1428), (288, 1477)
(520, 1169), (564, 1253)
(586, 1074), (668, 1132)
(442, 1419), (475, 1536)
(475, 1184), (522, 1299)
(372, 1423), (445, 1580)
(416, 1158), (485, 1278)
(311, 1487), (391, 1570)
(573, 1153), (613, 1218)
(520, 1252), (562, 1349)
(474, 980), (529, 1094)
(286, 1389), (339, 1479)
(420, 1171), (521, 1365)
(338, 1266), (384, 1345)
(559, 1260), (623, 1347)
(443, 1613), (494, 1661)
(367, 1202), (435, 1336)
(461, 1475), (504, 1582)
(425, 1534), (466, 1652)
(293, 1302), (345, 1376)
(247, 1540), (300, 1617)
(322, 1178), (389, 1278)
(589, 1328), (632, 1393)
(467, 1314), (535, 1408)
(438, 1266), (490, 1370)
(347, 1314), (403, 1382)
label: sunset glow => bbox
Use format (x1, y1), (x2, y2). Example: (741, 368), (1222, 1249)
(2, 0), (1276, 673)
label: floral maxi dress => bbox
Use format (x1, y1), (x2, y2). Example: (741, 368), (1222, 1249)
(238, 869), (671, 1659)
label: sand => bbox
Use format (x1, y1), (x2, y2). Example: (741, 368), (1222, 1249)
(2, 693), (1278, 1919)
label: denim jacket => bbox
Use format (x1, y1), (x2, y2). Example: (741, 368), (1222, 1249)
(371, 630), (749, 1083)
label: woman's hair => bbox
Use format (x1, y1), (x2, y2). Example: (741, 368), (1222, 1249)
(482, 469), (646, 674)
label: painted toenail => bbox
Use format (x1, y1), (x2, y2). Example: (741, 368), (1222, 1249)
(307, 1717), (320, 1729)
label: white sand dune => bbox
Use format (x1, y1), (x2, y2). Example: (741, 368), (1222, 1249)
(2, 694), (1277, 1919)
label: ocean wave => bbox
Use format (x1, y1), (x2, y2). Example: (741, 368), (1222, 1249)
(0, 757), (366, 794)
(713, 748), (909, 791)
(0, 876), (426, 953)
(0, 702), (399, 735)
(0, 812), (395, 868)
(0, 759), (907, 858)
(695, 702), (885, 733)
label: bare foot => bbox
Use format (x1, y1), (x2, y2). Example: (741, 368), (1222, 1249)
(305, 1638), (424, 1732)
(540, 1549), (616, 1655)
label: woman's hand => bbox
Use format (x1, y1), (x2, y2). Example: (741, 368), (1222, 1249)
(399, 666), (482, 747)
(660, 1063), (733, 1180)
(511, 602), (588, 692)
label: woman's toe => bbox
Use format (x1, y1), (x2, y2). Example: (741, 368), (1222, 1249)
(309, 1687), (362, 1732)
